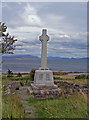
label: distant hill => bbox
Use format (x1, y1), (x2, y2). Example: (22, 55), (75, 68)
(2, 54), (88, 60)
(2, 54), (39, 59)
(47, 56), (88, 60)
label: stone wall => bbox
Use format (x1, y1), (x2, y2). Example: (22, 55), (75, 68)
(55, 81), (89, 94)
(4, 81), (89, 100)
(29, 81), (89, 100)
(4, 81), (21, 95)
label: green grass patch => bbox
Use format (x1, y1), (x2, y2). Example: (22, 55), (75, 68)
(53, 76), (62, 80)
(2, 74), (29, 118)
(75, 74), (89, 79)
(2, 75), (32, 86)
(55, 78), (88, 86)
(2, 94), (28, 118)
(2, 74), (89, 118)
(27, 93), (88, 118)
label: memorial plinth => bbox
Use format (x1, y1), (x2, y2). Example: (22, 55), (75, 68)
(34, 70), (54, 86)
(34, 29), (54, 86)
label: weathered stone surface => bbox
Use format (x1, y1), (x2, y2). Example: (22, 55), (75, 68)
(34, 29), (55, 87)
(30, 83), (62, 100)
(55, 81), (89, 94)
(31, 83), (57, 90)
(34, 70), (54, 86)
(4, 81), (21, 95)
(26, 80), (89, 100)
(27, 87), (33, 95)
(39, 29), (49, 70)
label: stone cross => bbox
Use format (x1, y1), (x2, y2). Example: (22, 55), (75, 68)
(39, 29), (49, 70)
(34, 29), (54, 86)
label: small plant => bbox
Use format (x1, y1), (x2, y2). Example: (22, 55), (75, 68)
(17, 72), (22, 77)
(75, 74), (89, 79)
(7, 69), (13, 77)
(53, 76), (62, 80)
(30, 69), (35, 81)
(62, 92), (65, 100)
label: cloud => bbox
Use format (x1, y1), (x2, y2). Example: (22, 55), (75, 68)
(42, 14), (65, 29)
(2, 2), (87, 58)
(7, 25), (87, 58)
(21, 3), (42, 26)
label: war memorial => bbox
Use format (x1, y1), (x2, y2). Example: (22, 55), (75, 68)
(34, 29), (54, 86)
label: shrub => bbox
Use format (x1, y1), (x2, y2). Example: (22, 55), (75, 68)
(75, 74), (89, 79)
(87, 74), (89, 79)
(30, 69), (35, 81)
(53, 76), (62, 80)
(7, 69), (13, 77)
(17, 72), (22, 77)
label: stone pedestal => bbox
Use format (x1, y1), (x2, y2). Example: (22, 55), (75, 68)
(34, 70), (54, 86)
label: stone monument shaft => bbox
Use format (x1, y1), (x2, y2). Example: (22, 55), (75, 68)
(39, 29), (49, 69)
(34, 29), (54, 86)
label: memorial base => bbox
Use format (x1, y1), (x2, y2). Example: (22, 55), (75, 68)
(34, 70), (54, 86)
(29, 83), (61, 100)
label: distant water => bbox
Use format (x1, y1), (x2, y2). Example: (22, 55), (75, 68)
(2, 58), (88, 73)
(67, 73), (89, 76)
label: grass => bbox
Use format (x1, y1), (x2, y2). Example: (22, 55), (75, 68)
(75, 74), (89, 79)
(53, 76), (62, 80)
(2, 74), (32, 86)
(2, 74), (89, 119)
(2, 74), (29, 118)
(3, 74), (88, 86)
(2, 94), (28, 118)
(7, 75), (30, 81)
(54, 75), (88, 86)
(27, 92), (88, 118)
(58, 86), (70, 90)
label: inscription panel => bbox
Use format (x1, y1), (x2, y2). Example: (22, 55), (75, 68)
(46, 74), (51, 81)
(39, 74), (43, 80)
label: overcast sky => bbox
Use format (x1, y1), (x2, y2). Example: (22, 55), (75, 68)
(2, 2), (87, 58)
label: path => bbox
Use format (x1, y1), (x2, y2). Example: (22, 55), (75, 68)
(16, 86), (36, 118)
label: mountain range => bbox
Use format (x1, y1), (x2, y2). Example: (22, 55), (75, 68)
(1, 54), (88, 60)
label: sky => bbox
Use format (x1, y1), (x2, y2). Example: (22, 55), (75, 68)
(1, 2), (87, 58)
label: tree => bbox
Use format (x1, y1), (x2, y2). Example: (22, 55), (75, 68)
(0, 22), (17, 54)
(17, 72), (22, 77)
(7, 69), (13, 77)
